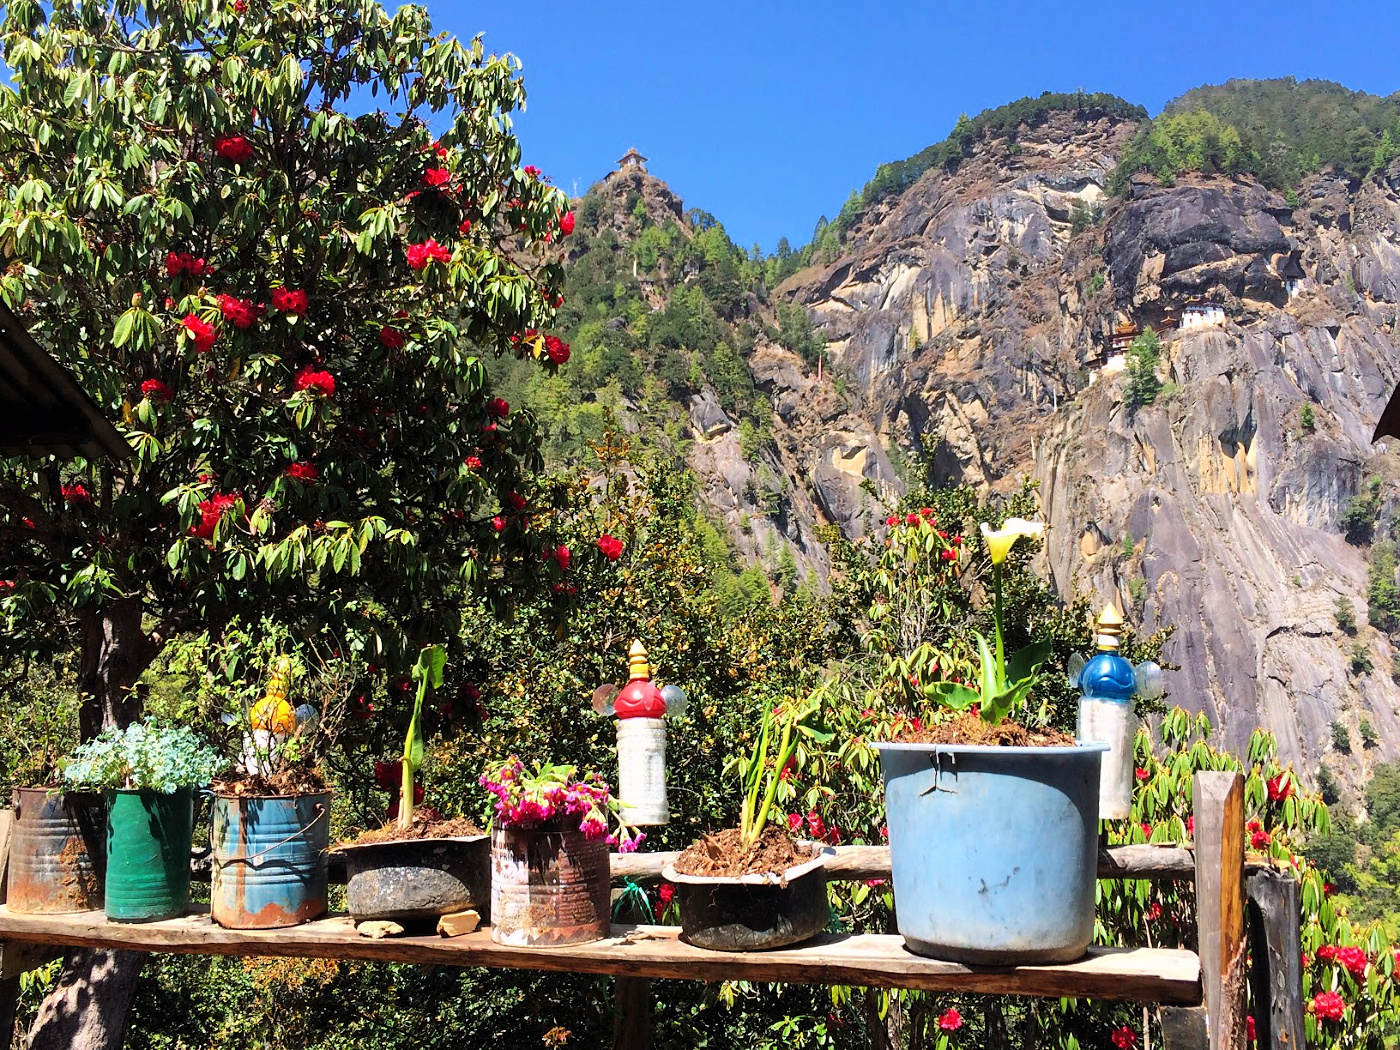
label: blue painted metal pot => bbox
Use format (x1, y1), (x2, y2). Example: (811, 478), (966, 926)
(211, 792), (330, 929)
(874, 741), (1107, 965)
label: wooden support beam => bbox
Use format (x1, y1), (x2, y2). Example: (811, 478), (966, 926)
(1246, 870), (1305, 1050)
(0, 908), (1203, 1005)
(613, 976), (651, 1050)
(1159, 1005), (1209, 1050)
(1194, 772), (1246, 1050)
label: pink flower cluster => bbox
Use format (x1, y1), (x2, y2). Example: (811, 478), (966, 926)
(479, 756), (644, 852)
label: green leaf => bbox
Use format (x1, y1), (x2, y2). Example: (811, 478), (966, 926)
(922, 681), (982, 710)
(1005, 640), (1051, 685)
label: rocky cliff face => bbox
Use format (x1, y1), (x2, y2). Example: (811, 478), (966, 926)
(772, 110), (1400, 784)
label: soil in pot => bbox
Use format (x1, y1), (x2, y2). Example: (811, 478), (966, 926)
(896, 711), (1076, 747)
(213, 765), (327, 797)
(339, 814), (489, 927)
(666, 827), (832, 951)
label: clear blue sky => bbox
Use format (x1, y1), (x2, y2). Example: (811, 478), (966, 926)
(432, 0), (1400, 253)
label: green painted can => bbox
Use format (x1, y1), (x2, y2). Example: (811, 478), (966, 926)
(104, 786), (195, 923)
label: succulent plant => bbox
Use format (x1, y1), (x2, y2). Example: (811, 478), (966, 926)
(63, 722), (224, 793)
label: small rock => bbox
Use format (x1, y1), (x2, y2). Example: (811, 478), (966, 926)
(356, 920), (405, 939)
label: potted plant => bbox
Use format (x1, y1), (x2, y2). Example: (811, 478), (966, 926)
(482, 757), (644, 947)
(62, 722), (224, 923)
(337, 645), (489, 926)
(874, 516), (1108, 964)
(663, 688), (835, 951)
(6, 696), (105, 914)
(200, 624), (343, 930)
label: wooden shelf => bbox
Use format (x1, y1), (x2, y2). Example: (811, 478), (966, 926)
(0, 906), (1201, 1005)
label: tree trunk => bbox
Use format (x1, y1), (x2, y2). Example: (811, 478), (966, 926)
(30, 601), (154, 1050)
(26, 949), (144, 1050)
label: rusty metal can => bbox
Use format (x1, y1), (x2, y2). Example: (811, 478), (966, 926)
(211, 791), (330, 929)
(9, 787), (105, 914)
(489, 826), (610, 947)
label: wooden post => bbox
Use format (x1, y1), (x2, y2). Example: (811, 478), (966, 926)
(1159, 1006), (1209, 1050)
(1246, 870), (1306, 1049)
(613, 976), (651, 1050)
(1194, 772), (1246, 1050)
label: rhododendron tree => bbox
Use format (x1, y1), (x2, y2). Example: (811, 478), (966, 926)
(0, 0), (570, 1044)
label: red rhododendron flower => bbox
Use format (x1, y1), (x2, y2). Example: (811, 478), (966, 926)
(1267, 774), (1292, 802)
(166, 251), (211, 278)
(271, 287), (308, 315)
(1316, 945), (1338, 962)
(379, 325), (404, 349)
(374, 760), (401, 789)
(806, 811), (826, 839)
(182, 313), (217, 352)
(1338, 946), (1368, 977)
(61, 482), (92, 505)
(551, 545), (571, 572)
(505, 491), (527, 513)
(544, 334), (571, 365)
(1111, 1026), (1137, 1050)
(191, 492), (239, 539)
(1246, 1016), (1256, 1042)
(285, 462), (318, 482)
(422, 167), (450, 187)
(293, 367), (335, 396)
(1323, 881), (1336, 896)
(905, 512), (920, 524)
(216, 293), (262, 329)
(1135, 767), (1150, 781)
(559, 210), (576, 236)
(786, 813), (803, 833)
(486, 397), (509, 419)
(214, 136), (253, 163)
(1186, 815), (1195, 835)
(405, 238), (452, 270)
(657, 882), (674, 906)
(597, 534), (624, 561)
(492, 516), (506, 532)
(1145, 902), (1163, 921)
(458, 218), (473, 235)
(523, 165), (540, 178)
(141, 378), (172, 402)
(1312, 991), (1346, 1022)
(464, 455), (482, 471)
(937, 1009), (962, 1032)
(1250, 829), (1271, 849)
(885, 515), (899, 526)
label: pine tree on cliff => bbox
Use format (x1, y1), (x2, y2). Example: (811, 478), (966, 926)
(0, 1), (569, 1045)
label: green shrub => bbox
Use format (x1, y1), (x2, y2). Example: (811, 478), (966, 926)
(1361, 717), (1380, 748)
(1124, 329), (1163, 410)
(1340, 476), (1384, 545)
(1351, 643), (1374, 676)
(63, 722), (224, 793)
(1332, 719), (1353, 753)
(1369, 541), (1400, 630)
(1337, 595), (1358, 633)
(1300, 402), (1316, 430)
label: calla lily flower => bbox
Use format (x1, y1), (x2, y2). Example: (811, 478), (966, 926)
(979, 517), (1044, 564)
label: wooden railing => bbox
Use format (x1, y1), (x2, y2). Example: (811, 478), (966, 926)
(0, 772), (1302, 1050)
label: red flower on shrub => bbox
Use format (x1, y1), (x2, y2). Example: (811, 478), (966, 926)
(285, 462), (318, 482)
(294, 366), (335, 396)
(1135, 767), (1150, 781)
(885, 515), (899, 527)
(61, 482), (92, 505)
(491, 516), (506, 532)
(486, 397), (509, 419)
(214, 136), (253, 163)
(379, 325), (404, 349)
(1316, 944), (1338, 962)
(458, 218), (473, 235)
(657, 882), (674, 907)
(544, 334), (570, 365)
(141, 378), (172, 402)
(786, 813), (803, 833)
(1312, 991), (1346, 1021)
(505, 491), (527, 513)
(559, 211), (575, 236)
(217, 293), (262, 329)
(374, 760), (401, 789)
(1250, 829), (1271, 849)
(1111, 1026), (1137, 1049)
(1338, 946), (1368, 978)
(166, 251), (211, 277)
(272, 287), (308, 315)
(806, 811), (826, 840)
(422, 167), (450, 187)
(182, 313), (217, 352)
(937, 1009), (962, 1032)
(406, 238), (451, 270)
(1145, 902), (1163, 921)
(597, 534), (624, 561)
(1267, 774), (1292, 802)
(191, 492), (238, 539)
(464, 455), (482, 471)
(550, 545), (571, 572)
(1245, 1016), (1255, 1042)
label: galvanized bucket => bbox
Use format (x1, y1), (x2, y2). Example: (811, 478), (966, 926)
(875, 741), (1107, 965)
(9, 787), (105, 913)
(104, 785), (195, 923)
(490, 826), (610, 947)
(211, 792), (330, 929)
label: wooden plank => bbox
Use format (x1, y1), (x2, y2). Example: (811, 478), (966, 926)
(0, 907), (1203, 1004)
(1246, 870), (1305, 1050)
(1194, 772), (1246, 1050)
(609, 843), (1253, 885)
(1159, 1005), (1210, 1050)
(613, 976), (651, 1050)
